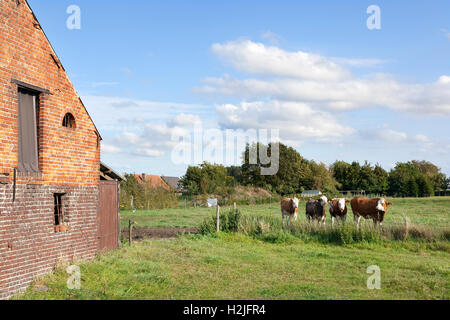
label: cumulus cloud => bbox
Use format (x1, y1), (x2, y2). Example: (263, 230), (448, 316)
(133, 148), (165, 158)
(167, 113), (202, 127)
(216, 100), (354, 145)
(330, 57), (387, 68)
(102, 143), (122, 154)
(211, 39), (350, 81)
(441, 29), (450, 41)
(106, 114), (199, 159)
(358, 127), (435, 150)
(196, 40), (450, 116)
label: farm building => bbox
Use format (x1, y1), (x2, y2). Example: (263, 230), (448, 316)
(0, 0), (121, 299)
(133, 174), (171, 190)
(161, 176), (185, 193)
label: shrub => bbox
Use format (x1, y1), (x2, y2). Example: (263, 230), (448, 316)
(197, 210), (448, 244)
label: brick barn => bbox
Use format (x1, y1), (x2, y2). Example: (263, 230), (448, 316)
(0, 0), (121, 299)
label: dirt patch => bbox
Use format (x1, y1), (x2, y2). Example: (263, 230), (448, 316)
(122, 227), (198, 240)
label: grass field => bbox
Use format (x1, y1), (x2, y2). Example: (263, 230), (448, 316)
(17, 197), (450, 300)
(121, 196), (450, 229)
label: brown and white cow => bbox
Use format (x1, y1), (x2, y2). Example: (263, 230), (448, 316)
(350, 197), (393, 228)
(328, 198), (350, 226)
(306, 196), (327, 225)
(281, 197), (299, 226)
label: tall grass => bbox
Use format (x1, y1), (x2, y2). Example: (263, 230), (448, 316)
(199, 209), (450, 245)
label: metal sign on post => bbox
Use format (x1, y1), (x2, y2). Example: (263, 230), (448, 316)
(207, 198), (218, 208)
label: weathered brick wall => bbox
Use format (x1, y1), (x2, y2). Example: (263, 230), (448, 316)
(0, 0), (103, 299)
(0, 184), (99, 299)
(0, 0), (100, 185)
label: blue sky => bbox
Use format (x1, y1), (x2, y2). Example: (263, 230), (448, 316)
(28, 0), (450, 177)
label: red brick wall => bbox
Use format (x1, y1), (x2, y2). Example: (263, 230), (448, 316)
(0, 184), (99, 299)
(0, 0), (103, 299)
(0, 0), (100, 185)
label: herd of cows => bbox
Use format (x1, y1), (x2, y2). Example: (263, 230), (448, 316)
(281, 196), (393, 228)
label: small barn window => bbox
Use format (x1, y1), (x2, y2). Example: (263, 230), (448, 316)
(62, 113), (76, 129)
(54, 193), (67, 232)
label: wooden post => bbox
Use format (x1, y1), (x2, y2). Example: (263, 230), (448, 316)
(128, 220), (133, 246)
(216, 205), (220, 232)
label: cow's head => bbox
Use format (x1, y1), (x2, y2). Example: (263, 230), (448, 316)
(376, 198), (392, 213)
(291, 197), (299, 210)
(337, 198), (347, 211)
(319, 196), (328, 207)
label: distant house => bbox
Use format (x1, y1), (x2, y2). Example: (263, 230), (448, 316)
(133, 174), (170, 190)
(161, 176), (185, 193)
(301, 190), (322, 197)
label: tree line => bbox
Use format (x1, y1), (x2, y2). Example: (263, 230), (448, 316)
(180, 142), (449, 198)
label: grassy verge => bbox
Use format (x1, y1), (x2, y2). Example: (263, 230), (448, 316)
(16, 233), (449, 300)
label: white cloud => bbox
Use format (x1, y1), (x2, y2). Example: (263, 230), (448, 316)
(105, 114), (200, 159)
(196, 40), (450, 116)
(102, 143), (122, 154)
(167, 113), (202, 127)
(330, 57), (387, 68)
(216, 100), (354, 145)
(441, 29), (450, 41)
(82, 95), (211, 131)
(261, 30), (283, 45)
(358, 127), (435, 149)
(196, 72), (450, 116)
(133, 148), (165, 158)
(211, 39), (350, 81)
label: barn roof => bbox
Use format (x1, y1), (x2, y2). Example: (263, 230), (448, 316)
(133, 174), (170, 190)
(161, 176), (182, 190)
(100, 162), (125, 181)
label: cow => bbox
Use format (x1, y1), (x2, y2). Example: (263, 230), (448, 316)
(281, 197), (299, 226)
(328, 198), (350, 226)
(350, 197), (393, 229)
(306, 196), (328, 225)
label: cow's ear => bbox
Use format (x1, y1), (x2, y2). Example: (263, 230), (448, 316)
(346, 200), (350, 204)
(386, 201), (393, 206)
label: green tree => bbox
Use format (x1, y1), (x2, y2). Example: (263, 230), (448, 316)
(240, 142), (337, 195)
(180, 162), (234, 196)
(416, 175), (434, 197)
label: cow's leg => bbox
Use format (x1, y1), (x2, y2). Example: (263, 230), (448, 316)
(294, 213), (298, 222)
(341, 216), (346, 226)
(321, 216), (326, 226)
(354, 215), (361, 230)
(331, 216), (335, 227)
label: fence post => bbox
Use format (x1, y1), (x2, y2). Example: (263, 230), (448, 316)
(128, 220), (133, 246)
(216, 205), (220, 232)
(234, 202), (237, 211)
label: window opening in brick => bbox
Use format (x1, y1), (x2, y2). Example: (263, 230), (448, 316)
(62, 113), (76, 128)
(54, 193), (66, 226)
(18, 88), (40, 173)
